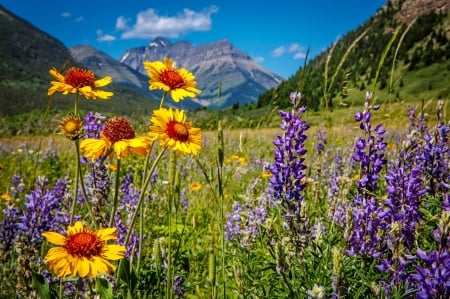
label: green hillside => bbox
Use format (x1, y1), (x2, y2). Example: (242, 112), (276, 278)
(257, 5), (450, 111)
(0, 4), (158, 131)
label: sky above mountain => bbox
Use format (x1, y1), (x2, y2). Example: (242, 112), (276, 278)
(1, 0), (385, 79)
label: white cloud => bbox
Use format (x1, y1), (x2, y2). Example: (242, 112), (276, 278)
(271, 46), (286, 57)
(288, 43), (303, 53)
(293, 52), (306, 60)
(272, 43), (307, 60)
(75, 16), (84, 22)
(116, 16), (129, 30)
(253, 56), (264, 63)
(117, 6), (219, 39)
(97, 30), (116, 42)
(61, 12), (71, 18)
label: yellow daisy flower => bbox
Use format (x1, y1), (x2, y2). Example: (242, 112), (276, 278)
(80, 116), (152, 161)
(148, 108), (202, 155)
(42, 221), (125, 279)
(48, 67), (113, 100)
(190, 182), (202, 191)
(143, 58), (201, 102)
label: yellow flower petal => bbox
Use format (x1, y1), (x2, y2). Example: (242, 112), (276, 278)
(42, 231), (66, 245)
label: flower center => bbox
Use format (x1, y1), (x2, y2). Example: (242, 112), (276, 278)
(102, 117), (136, 143)
(64, 231), (103, 258)
(160, 70), (185, 89)
(166, 121), (190, 142)
(65, 67), (96, 89)
(60, 117), (82, 138)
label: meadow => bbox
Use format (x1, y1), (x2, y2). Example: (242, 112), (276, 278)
(0, 56), (449, 299)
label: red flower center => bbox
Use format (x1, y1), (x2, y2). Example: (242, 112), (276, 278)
(160, 70), (185, 89)
(64, 231), (103, 258)
(166, 120), (190, 142)
(64, 67), (96, 89)
(102, 117), (136, 143)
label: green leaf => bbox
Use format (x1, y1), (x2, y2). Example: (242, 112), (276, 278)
(118, 259), (138, 293)
(31, 272), (56, 299)
(96, 277), (114, 299)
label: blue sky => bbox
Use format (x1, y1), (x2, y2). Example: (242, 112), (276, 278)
(1, 0), (385, 79)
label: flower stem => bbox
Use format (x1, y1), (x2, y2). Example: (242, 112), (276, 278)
(160, 91), (167, 108)
(109, 158), (121, 228)
(166, 150), (177, 299)
(69, 139), (81, 225)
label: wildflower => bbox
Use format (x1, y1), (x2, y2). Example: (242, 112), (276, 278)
(190, 182), (202, 191)
(261, 171), (272, 178)
(80, 116), (152, 161)
(148, 108), (202, 155)
(48, 67), (113, 99)
(308, 284), (325, 299)
(1, 193), (11, 202)
(143, 58), (201, 101)
(231, 154), (240, 160)
(60, 114), (83, 140)
(42, 221), (125, 279)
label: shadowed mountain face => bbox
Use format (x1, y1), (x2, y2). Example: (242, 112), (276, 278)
(119, 37), (284, 109)
(0, 4), (160, 117)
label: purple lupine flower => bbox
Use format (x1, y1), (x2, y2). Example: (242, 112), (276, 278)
(417, 122), (449, 198)
(225, 201), (242, 242)
(11, 173), (25, 197)
(173, 275), (184, 297)
(84, 158), (110, 226)
(0, 203), (20, 257)
(83, 111), (106, 138)
(17, 176), (70, 244)
(346, 93), (388, 257)
(314, 127), (327, 154)
(410, 212), (450, 298)
(269, 92), (309, 219)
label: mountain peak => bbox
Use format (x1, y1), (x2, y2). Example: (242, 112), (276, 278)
(148, 36), (171, 48)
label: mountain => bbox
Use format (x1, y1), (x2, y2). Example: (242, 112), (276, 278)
(257, 0), (450, 111)
(0, 4), (158, 118)
(119, 37), (284, 109)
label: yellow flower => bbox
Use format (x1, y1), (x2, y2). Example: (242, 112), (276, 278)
(1, 193), (11, 203)
(60, 115), (83, 140)
(80, 117), (152, 161)
(261, 172), (272, 179)
(48, 67), (113, 100)
(190, 182), (202, 191)
(148, 108), (202, 155)
(231, 154), (240, 160)
(42, 221), (125, 279)
(143, 58), (201, 102)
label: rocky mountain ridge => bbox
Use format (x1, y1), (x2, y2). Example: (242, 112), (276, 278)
(388, 0), (450, 23)
(119, 37), (283, 109)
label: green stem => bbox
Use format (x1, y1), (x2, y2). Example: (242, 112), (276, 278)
(109, 159), (121, 227)
(69, 139), (81, 225)
(136, 199), (144, 274)
(166, 151), (176, 299)
(160, 92), (167, 108)
(77, 149), (97, 228)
